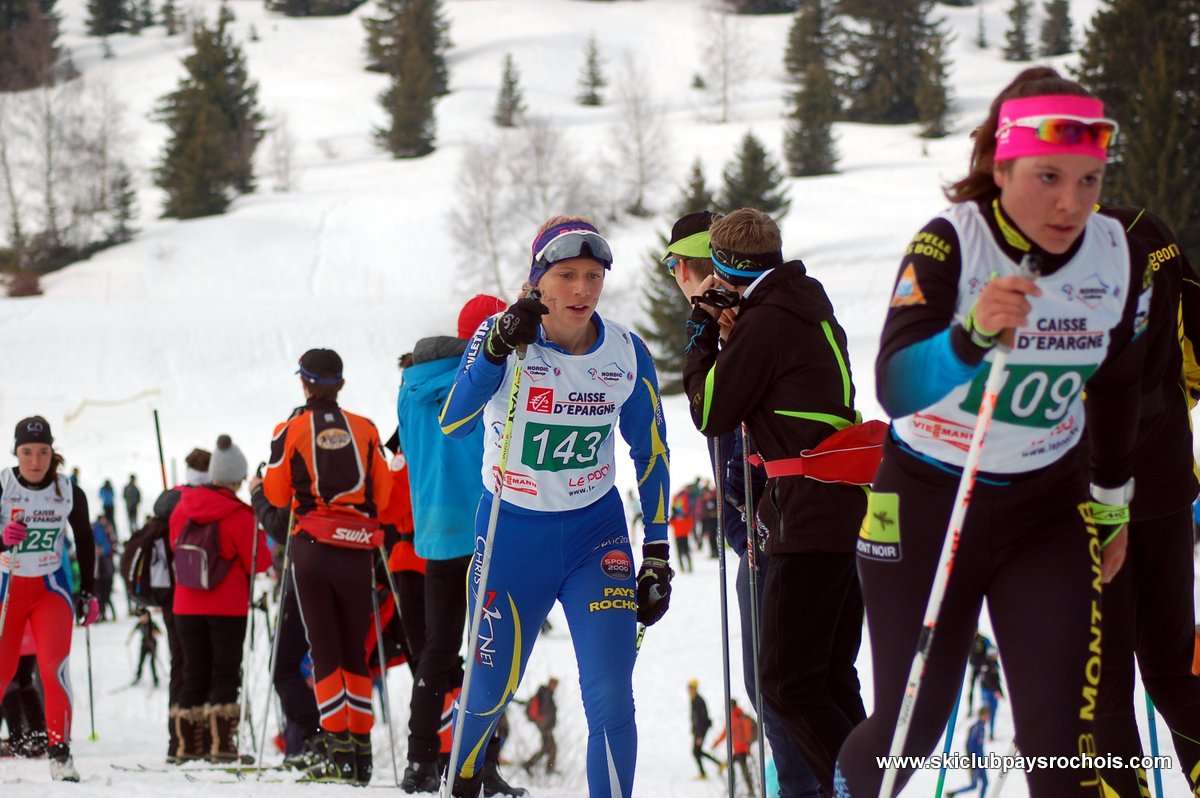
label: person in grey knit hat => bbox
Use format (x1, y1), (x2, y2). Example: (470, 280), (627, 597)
(208, 435), (247, 487)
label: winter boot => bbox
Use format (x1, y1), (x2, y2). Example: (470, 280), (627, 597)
(451, 768), (485, 798)
(207, 702), (241, 763)
(175, 706), (210, 761)
(48, 743), (79, 782)
(401, 760), (442, 793)
(480, 762), (528, 797)
(166, 705), (182, 764)
(352, 732), (373, 786)
(300, 731), (355, 783)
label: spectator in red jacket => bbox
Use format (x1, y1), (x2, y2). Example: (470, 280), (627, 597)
(712, 699), (758, 796)
(169, 435), (270, 763)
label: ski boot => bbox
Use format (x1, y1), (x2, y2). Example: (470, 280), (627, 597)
(299, 731), (355, 783)
(480, 762), (528, 797)
(352, 732), (372, 786)
(48, 743), (79, 782)
(401, 760), (442, 793)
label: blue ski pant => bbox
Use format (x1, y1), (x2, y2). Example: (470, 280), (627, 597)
(451, 487), (638, 798)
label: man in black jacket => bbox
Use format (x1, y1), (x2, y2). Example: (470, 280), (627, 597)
(679, 208), (867, 794)
(687, 679), (721, 779)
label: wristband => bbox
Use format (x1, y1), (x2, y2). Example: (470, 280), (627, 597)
(963, 302), (1000, 350)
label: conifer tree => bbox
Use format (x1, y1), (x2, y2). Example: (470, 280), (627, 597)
(493, 53), (524, 128)
(375, 34), (436, 157)
(1077, 0), (1200, 254)
(265, 0), (365, 17)
(636, 160), (716, 394)
(916, 21), (952, 138)
(730, 0), (796, 12)
(975, 7), (987, 48)
(106, 161), (137, 244)
(87, 0), (129, 36)
(1, 0), (66, 90)
(139, 0), (154, 28)
(161, 0), (178, 34)
(784, 59), (837, 176)
(1039, 0), (1071, 56)
(362, 0), (449, 95)
(154, 12), (263, 217)
(841, 0), (949, 124)
(577, 34), (606, 106)
(783, 0), (837, 84)
(1003, 0), (1033, 61)
(720, 133), (790, 216)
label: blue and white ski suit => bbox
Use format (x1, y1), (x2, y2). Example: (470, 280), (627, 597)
(440, 312), (670, 798)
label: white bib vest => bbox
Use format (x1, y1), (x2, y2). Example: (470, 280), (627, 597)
(0, 469), (73, 577)
(893, 203), (1136, 473)
(481, 317), (638, 512)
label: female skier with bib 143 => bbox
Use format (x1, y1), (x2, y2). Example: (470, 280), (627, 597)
(439, 216), (672, 798)
(834, 67), (1152, 797)
(0, 416), (98, 782)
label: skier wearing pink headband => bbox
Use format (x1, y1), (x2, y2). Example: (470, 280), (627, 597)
(836, 67), (1154, 798)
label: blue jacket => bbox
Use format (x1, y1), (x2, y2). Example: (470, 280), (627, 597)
(398, 339), (486, 560)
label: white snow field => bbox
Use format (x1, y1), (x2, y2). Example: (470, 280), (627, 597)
(1, 0), (1197, 795)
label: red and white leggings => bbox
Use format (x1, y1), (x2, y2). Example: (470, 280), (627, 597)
(0, 571), (75, 747)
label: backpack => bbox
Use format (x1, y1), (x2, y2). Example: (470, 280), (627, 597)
(120, 517), (175, 607)
(526, 693), (543, 724)
(173, 518), (233, 591)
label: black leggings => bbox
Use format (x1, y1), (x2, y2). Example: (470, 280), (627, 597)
(406, 556), (469, 763)
(273, 580), (319, 741)
(837, 442), (1104, 797)
(176, 614), (248, 707)
(1096, 508), (1200, 795)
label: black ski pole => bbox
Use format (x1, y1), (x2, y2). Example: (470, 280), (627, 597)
(712, 437), (736, 798)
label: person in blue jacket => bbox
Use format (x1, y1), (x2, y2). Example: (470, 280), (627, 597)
(397, 293), (527, 798)
(946, 706), (989, 797)
(439, 215), (672, 798)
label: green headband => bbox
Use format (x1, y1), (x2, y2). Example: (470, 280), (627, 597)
(662, 230), (711, 261)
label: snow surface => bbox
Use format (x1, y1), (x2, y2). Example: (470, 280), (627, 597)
(2, 0), (1198, 795)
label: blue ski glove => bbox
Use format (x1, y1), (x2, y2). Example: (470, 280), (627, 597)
(636, 542), (673, 627)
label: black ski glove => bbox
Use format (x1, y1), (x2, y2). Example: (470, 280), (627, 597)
(636, 542), (673, 627)
(484, 296), (549, 364)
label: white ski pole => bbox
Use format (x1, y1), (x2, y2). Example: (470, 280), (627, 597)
(740, 425), (768, 798)
(712, 436), (737, 798)
(256, 510), (296, 777)
(371, 578), (400, 786)
(443, 336), (530, 798)
(878, 256), (1039, 798)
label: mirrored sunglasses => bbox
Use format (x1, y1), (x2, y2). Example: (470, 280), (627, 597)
(1005, 114), (1119, 149)
(664, 256), (681, 278)
(534, 231), (613, 270)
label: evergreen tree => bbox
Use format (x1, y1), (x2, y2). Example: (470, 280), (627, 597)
(106, 161), (137, 245)
(493, 53), (524, 128)
(265, 0), (365, 17)
(841, 0), (947, 124)
(362, 0), (449, 96)
(916, 20), (952, 138)
(783, 0), (836, 84)
(636, 161), (716, 394)
(139, 0), (154, 28)
(161, 0), (178, 34)
(87, 0), (129, 35)
(1003, 0), (1033, 61)
(1039, 0), (1071, 56)
(577, 34), (606, 106)
(784, 58), (837, 176)
(729, 0), (796, 12)
(720, 133), (790, 215)
(975, 7), (987, 48)
(1077, 0), (1200, 255)
(154, 13), (264, 217)
(1, 0), (66, 90)
(375, 34), (436, 157)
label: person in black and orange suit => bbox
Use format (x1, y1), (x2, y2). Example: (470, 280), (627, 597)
(263, 348), (392, 786)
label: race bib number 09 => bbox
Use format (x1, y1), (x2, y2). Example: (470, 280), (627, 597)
(522, 423), (610, 472)
(960, 363), (1097, 428)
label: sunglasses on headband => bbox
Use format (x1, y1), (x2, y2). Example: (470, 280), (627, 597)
(1001, 114), (1120, 149)
(533, 230), (613, 271)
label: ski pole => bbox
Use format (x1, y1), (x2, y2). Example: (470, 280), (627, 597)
(153, 409), (168, 491)
(740, 425), (767, 798)
(443, 333), (531, 798)
(239, 518), (263, 756)
(933, 671), (966, 798)
(0, 513), (24, 637)
(256, 510), (296, 777)
(878, 255), (1040, 798)
(85, 624), (98, 741)
(1145, 693), (1163, 798)
(988, 741), (1017, 797)
(711, 435), (736, 798)
(371, 579), (400, 787)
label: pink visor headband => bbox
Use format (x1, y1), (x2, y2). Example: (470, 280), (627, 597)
(995, 94), (1117, 163)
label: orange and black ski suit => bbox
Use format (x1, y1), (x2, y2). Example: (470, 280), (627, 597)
(264, 397), (391, 736)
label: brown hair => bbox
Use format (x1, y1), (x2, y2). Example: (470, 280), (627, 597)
(682, 257), (714, 280)
(945, 67), (1095, 203)
(306, 381), (344, 401)
(709, 208), (782, 253)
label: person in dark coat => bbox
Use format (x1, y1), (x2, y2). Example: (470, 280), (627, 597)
(687, 679), (722, 779)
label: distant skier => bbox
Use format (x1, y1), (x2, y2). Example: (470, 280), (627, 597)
(946, 706), (989, 798)
(128, 608), (162, 687)
(688, 679), (722, 780)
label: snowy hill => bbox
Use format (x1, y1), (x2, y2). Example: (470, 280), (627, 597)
(2, 0), (1197, 795)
